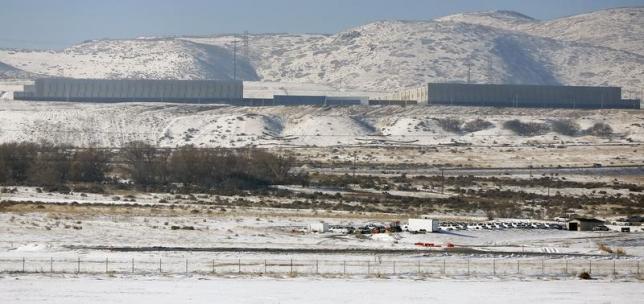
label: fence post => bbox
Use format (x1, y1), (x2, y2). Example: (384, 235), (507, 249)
(343, 261), (346, 276)
(638, 260), (640, 276)
(212, 259), (216, 274)
(467, 259), (470, 276)
(22, 257), (25, 273)
(367, 261), (370, 275)
(613, 259), (616, 276)
(132, 258), (134, 273)
(238, 259), (241, 274)
(493, 258), (496, 276)
(185, 259), (188, 275)
(106, 257), (109, 273)
(50, 257), (53, 273)
(417, 260), (420, 275)
(443, 259), (446, 275)
(542, 259), (545, 275)
(264, 259), (267, 274)
(290, 259), (293, 274)
(517, 260), (520, 274)
(316, 260), (319, 274)
(77, 257), (80, 274)
(565, 259), (568, 275)
(589, 260), (592, 274)
(159, 258), (162, 273)
(393, 261), (396, 275)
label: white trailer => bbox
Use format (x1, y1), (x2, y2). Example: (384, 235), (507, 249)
(309, 222), (329, 233)
(406, 218), (439, 233)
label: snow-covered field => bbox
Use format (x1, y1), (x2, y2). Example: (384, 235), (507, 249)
(0, 98), (641, 151)
(0, 275), (641, 304)
(1, 191), (642, 260)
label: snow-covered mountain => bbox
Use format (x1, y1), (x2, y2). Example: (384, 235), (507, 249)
(0, 61), (37, 79)
(440, 7), (644, 56)
(0, 38), (258, 81)
(0, 7), (642, 97)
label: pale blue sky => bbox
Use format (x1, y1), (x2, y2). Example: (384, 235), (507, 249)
(1, 0), (643, 49)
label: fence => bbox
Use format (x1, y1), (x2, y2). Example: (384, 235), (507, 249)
(0, 257), (641, 278)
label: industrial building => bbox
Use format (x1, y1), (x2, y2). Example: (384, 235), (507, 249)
(567, 218), (605, 231)
(14, 78), (640, 109)
(14, 78), (243, 102)
(381, 83), (640, 109)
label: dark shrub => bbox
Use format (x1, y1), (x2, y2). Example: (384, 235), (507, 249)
(503, 119), (549, 136)
(551, 119), (580, 136)
(584, 123), (613, 137)
(436, 118), (463, 133)
(462, 119), (494, 133)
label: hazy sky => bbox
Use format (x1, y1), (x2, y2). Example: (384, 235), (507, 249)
(1, 0), (643, 49)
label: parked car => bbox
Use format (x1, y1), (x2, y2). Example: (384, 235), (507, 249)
(593, 225), (610, 231)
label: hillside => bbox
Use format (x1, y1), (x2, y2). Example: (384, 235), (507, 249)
(0, 61), (37, 80)
(189, 15), (643, 96)
(0, 99), (641, 148)
(0, 8), (642, 97)
(0, 39), (258, 81)
(440, 7), (644, 56)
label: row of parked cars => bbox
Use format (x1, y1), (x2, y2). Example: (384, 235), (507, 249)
(329, 223), (403, 234)
(439, 221), (564, 231)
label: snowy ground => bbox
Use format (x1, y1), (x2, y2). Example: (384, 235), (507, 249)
(0, 275), (641, 304)
(1, 200), (642, 261)
(0, 98), (642, 166)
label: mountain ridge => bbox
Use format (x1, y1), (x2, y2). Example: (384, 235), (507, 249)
(0, 7), (642, 98)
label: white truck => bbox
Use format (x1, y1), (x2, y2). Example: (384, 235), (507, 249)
(405, 218), (440, 233)
(308, 222), (329, 233)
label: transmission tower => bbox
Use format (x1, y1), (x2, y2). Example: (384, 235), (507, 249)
(465, 62), (472, 84)
(487, 55), (493, 84)
(242, 30), (250, 59)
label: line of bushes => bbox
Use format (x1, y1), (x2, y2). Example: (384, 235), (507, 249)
(0, 142), (300, 191)
(504, 119), (613, 137)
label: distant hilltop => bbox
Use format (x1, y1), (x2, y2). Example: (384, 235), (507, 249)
(0, 7), (642, 99)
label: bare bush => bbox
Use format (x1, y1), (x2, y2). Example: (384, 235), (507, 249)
(503, 119), (549, 136)
(462, 119), (494, 133)
(436, 118), (463, 133)
(551, 119), (580, 136)
(584, 123), (613, 137)
(598, 243), (613, 254)
(578, 271), (591, 280)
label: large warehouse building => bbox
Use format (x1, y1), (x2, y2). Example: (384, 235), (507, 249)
(381, 83), (640, 109)
(14, 78), (243, 102)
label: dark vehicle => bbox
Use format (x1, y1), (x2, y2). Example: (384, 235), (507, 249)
(593, 225), (610, 231)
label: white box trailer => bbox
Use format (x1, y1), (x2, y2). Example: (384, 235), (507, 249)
(406, 218), (439, 233)
(309, 222), (329, 233)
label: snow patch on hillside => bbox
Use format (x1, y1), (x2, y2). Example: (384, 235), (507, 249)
(0, 39), (258, 81)
(0, 99), (641, 148)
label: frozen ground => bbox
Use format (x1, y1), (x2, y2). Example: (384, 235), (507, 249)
(0, 275), (641, 304)
(1, 198), (642, 261)
(0, 98), (642, 152)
